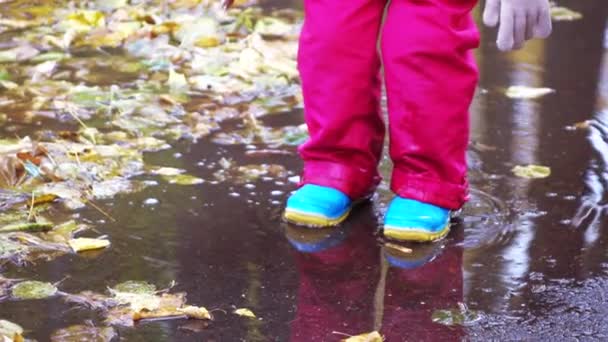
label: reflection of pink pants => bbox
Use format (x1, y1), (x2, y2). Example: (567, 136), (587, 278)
(297, 0), (479, 209)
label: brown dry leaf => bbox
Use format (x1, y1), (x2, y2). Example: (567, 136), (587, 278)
(178, 306), (212, 320)
(133, 305), (210, 321)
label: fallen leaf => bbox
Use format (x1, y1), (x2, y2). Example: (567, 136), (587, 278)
(68, 238), (110, 252)
(234, 308), (256, 318)
(177, 306), (212, 320)
(112, 281), (156, 295)
(50, 324), (116, 342)
(0, 221), (53, 233)
(384, 243), (413, 254)
(0, 320), (23, 342)
(431, 303), (481, 326)
(512, 165), (551, 179)
(12, 280), (58, 300)
(341, 331), (383, 342)
(161, 174), (204, 185)
(551, 6), (583, 21)
(505, 86), (555, 99)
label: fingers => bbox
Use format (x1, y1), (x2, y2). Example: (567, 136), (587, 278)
(512, 9), (526, 49)
(525, 11), (536, 41)
(534, 2), (553, 38)
(496, 4), (514, 51)
(483, 0), (501, 27)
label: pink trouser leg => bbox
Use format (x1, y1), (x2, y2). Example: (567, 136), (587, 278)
(298, 0), (387, 199)
(382, 0), (480, 209)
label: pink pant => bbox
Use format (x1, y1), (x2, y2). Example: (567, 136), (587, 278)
(298, 0), (480, 209)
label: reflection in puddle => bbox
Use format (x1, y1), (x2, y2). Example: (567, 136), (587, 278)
(285, 207), (468, 341)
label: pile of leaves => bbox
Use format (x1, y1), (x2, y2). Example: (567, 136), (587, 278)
(0, 0), (304, 265)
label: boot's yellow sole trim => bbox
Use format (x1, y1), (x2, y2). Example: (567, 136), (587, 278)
(383, 223), (450, 242)
(283, 208), (351, 228)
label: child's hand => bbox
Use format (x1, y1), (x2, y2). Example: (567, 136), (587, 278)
(482, 0), (552, 51)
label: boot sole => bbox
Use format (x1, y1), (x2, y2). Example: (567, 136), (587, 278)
(283, 208), (351, 228)
(383, 223), (451, 242)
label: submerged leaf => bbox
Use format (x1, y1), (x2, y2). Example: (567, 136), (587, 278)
(50, 324), (116, 342)
(512, 165), (551, 179)
(431, 305), (481, 326)
(505, 86), (555, 99)
(68, 238), (110, 252)
(12, 281), (58, 300)
(234, 308), (256, 318)
(113, 281), (156, 295)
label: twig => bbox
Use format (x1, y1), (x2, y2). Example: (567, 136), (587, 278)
(27, 191), (35, 221)
(85, 199), (116, 222)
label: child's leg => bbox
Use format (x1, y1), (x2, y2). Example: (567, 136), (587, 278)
(297, 0), (387, 200)
(381, 0), (480, 210)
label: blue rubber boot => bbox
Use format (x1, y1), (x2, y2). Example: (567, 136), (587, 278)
(284, 184), (352, 227)
(383, 197), (452, 242)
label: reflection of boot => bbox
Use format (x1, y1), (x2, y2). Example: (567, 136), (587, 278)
(286, 209), (380, 342)
(382, 227), (464, 341)
(383, 239), (447, 270)
(285, 223), (351, 254)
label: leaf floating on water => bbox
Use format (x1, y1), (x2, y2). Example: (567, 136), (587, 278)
(0, 221), (53, 233)
(565, 120), (591, 131)
(384, 243), (413, 254)
(505, 86), (555, 99)
(512, 165), (551, 179)
(168, 69), (189, 94)
(340, 331), (384, 342)
(551, 6), (583, 21)
(431, 304), (482, 326)
(177, 306), (212, 320)
(150, 167), (185, 176)
(234, 308), (256, 318)
(133, 305), (211, 321)
(50, 324), (116, 342)
(0, 320), (24, 342)
(162, 174), (204, 185)
(12, 281), (58, 300)
(68, 238), (110, 253)
(112, 281), (157, 295)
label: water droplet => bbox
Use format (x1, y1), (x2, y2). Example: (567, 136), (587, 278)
(288, 176), (300, 183)
(245, 184), (256, 189)
(229, 192), (240, 197)
(271, 190), (284, 196)
(143, 198), (159, 206)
